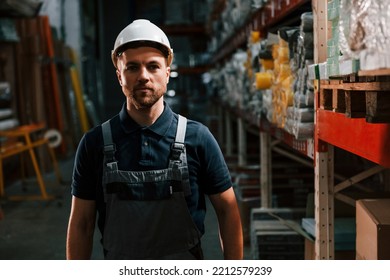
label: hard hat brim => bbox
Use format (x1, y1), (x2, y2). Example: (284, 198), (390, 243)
(111, 41), (173, 68)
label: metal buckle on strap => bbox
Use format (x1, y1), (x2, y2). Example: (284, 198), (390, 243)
(170, 142), (185, 160)
(171, 142), (185, 150)
(103, 144), (116, 153)
(106, 161), (118, 170)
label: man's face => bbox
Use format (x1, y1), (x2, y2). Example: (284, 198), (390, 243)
(116, 47), (170, 109)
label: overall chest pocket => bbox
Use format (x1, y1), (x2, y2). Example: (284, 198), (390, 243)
(106, 181), (174, 200)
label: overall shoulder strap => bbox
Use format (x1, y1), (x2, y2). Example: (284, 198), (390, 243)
(175, 114), (187, 143)
(171, 115), (187, 159)
(101, 120), (118, 170)
(169, 114), (191, 196)
(102, 120), (113, 147)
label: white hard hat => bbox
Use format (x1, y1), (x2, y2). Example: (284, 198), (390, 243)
(111, 19), (173, 68)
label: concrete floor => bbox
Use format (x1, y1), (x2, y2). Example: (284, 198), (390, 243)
(0, 155), (250, 260)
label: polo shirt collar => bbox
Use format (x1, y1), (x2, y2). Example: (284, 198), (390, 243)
(119, 101), (174, 137)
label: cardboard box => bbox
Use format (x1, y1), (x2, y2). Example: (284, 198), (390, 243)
(356, 199), (390, 260)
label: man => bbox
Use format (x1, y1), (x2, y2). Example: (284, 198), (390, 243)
(66, 19), (243, 260)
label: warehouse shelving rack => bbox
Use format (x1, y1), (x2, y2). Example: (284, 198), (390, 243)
(312, 0), (390, 259)
(211, 0), (311, 64)
(210, 0), (390, 260)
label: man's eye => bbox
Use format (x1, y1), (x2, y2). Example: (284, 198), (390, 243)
(148, 65), (159, 70)
(126, 65), (138, 71)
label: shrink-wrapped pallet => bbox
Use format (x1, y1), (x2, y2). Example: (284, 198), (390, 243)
(339, 0), (390, 71)
(285, 12), (315, 139)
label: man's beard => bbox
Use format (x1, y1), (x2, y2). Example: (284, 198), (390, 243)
(130, 88), (165, 109)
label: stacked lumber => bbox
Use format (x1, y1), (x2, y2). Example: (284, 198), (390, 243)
(2, 16), (89, 157)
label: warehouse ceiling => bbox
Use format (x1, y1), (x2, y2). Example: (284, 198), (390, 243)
(0, 0), (43, 17)
(133, 0), (210, 69)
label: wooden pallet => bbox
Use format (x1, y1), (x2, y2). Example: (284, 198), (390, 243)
(319, 75), (390, 123)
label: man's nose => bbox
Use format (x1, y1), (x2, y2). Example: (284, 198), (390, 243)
(138, 66), (150, 81)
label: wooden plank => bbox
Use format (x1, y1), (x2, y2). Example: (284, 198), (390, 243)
(25, 18), (49, 171)
(321, 81), (390, 91)
(40, 15), (66, 154)
(359, 68), (390, 77)
(332, 88), (345, 113)
(321, 79), (390, 122)
(366, 91), (390, 123)
(18, 18), (45, 125)
(319, 80), (345, 112)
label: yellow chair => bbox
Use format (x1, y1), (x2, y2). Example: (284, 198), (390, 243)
(0, 122), (62, 200)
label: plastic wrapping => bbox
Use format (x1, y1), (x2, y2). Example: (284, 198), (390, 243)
(294, 92), (306, 108)
(262, 89), (273, 123)
(339, 0), (390, 59)
(305, 89), (314, 107)
(284, 117), (294, 135)
(285, 12), (314, 139)
(294, 108), (314, 123)
(293, 122), (314, 140)
(300, 12), (314, 32)
(286, 108), (314, 139)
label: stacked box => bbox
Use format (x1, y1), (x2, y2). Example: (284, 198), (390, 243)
(338, 0), (390, 70)
(326, 0), (340, 77)
(250, 207), (306, 260)
(356, 199), (390, 260)
(328, 0), (360, 75)
(251, 227), (305, 260)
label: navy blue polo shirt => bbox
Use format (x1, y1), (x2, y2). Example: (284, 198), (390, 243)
(71, 102), (232, 236)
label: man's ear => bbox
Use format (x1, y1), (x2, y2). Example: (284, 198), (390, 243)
(166, 66), (170, 84)
(116, 69), (123, 86)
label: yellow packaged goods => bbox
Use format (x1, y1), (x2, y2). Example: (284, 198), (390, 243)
(251, 31), (260, 43)
(255, 72), (273, 90)
(281, 75), (293, 90)
(281, 89), (294, 107)
(278, 63), (292, 80)
(260, 59), (274, 70)
(277, 46), (289, 63)
(272, 44), (279, 59)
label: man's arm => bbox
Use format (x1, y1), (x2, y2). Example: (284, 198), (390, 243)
(66, 196), (97, 259)
(209, 187), (243, 259)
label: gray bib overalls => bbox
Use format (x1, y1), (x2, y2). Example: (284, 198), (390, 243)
(101, 115), (201, 259)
